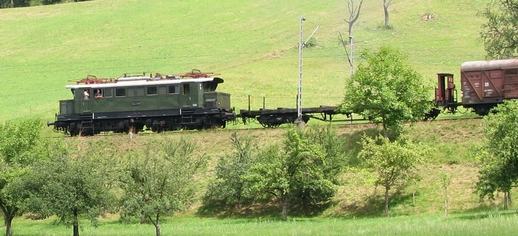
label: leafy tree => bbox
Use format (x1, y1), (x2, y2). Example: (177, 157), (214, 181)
(28, 141), (117, 236)
(360, 136), (421, 216)
(306, 126), (348, 179)
(341, 47), (431, 139)
(480, 0), (518, 59)
(120, 139), (207, 236)
(476, 100), (518, 209)
(245, 127), (345, 219)
(0, 119), (43, 236)
(201, 133), (257, 212)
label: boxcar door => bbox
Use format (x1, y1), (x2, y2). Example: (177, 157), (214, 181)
(504, 68), (518, 99)
(482, 70), (504, 99)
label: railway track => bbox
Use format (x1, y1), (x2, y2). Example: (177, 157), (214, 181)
(41, 112), (482, 139)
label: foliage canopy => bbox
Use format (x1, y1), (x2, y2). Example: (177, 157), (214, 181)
(201, 133), (257, 213)
(341, 47), (431, 139)
(480, 0), (518, 59)
(476, 100), (518, 208)
(360, 135), (421, 216)
(0, 119), (43, 236)
(28, 140), (117, 236)
(244, 127), (346, 218)
(120, 138), (207, 236)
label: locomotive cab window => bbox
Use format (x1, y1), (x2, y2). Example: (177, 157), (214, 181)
(103, 88), (113, 98)
(115, 88), (126, 97)
(183, 84), (190, 95)
(203, 82), (217, 92)
(168, 85), (179, 94)
(94, 89), (103, 99)
(82, 89), (91, 100)
(147, 86), (158, 96)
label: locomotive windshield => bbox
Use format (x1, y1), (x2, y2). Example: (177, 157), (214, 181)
(203, 82), (217, 92)
(203, 77), (223, 92)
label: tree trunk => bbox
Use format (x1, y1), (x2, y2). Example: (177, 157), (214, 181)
(281, 196), (289, 220)
(153, 214), (161, 236)
(10, 0), (14, 8)
(383, 1), (390, 27)
(444, 186), (448, 217)
(349, 33), (354, 77)
(503, 191), (510, 210)
(73, 209), (79, 236)
(384, 187), (390, 216)
(155, 221), (161, 236)
(4, 214), (14, 236)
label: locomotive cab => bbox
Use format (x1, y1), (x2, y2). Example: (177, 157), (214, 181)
(202, 77), (231, 111)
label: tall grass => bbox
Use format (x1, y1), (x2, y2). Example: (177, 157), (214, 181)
(3, 211), (518, 236)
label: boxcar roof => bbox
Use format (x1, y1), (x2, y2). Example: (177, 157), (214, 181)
(461, 59), (518, 72)
(66, 77), (221, 89)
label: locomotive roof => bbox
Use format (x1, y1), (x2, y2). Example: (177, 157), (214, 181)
(461, 59), (518, 72)
(66, 77), (223, 89)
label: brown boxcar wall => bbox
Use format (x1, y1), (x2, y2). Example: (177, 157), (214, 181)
(461, 59), (518, 106)
(504, 68), (518, 98)
(461, 70), (505, 105)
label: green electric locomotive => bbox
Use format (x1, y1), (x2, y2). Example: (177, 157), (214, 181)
(49, 71), (235, 135)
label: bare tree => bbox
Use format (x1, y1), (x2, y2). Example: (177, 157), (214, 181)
(345, 0), (363, 37)
(383, 0), (393, 28)
(339, 0), (364, 77)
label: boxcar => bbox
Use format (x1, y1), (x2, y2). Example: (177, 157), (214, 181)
(461, 59), (518, 115)
(435, 59), (518, 115)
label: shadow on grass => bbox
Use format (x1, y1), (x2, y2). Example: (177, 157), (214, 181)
(340, 127), (382, 166)
(453, 208), (518, 220)
(197, 200), (332, 220)
(334, 190), (416, 218)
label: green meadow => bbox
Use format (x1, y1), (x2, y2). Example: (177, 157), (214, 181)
(5, 212), (518, 236)
(0, 0), (487, 120)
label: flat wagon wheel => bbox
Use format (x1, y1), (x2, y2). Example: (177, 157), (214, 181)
(258, 119), (270, 128)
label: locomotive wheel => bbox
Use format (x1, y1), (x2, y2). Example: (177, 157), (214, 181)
(68, 123), (79, 136)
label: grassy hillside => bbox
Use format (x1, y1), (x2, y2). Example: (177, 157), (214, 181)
(38, 119), (516, 216)
(4, 119), (518, 235)
(0, 0), (488, 120)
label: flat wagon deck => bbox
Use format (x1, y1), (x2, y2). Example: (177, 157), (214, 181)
(239, 106), (346, 127)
